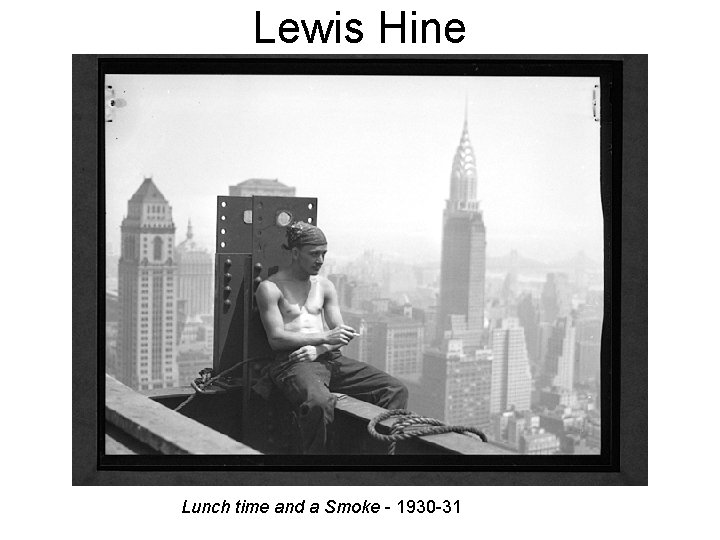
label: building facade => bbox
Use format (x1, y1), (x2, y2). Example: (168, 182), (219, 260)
(516, 292), (541, 366)
(342, 310), (424, 380)
(437, 112), (486, 348)
(574, 317), (602, 385)
(175, 220), (214, 318)
(489, 318), (532, 413)
(117, 177), (179, 391)
(413, 339), (493, 430)
(544, 317), (576, 392)
(519, 430), (561, 455)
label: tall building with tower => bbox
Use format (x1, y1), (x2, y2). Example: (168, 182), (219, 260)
(117, 177), (179, 390)
(175, 219), (214, 318)
(437, 109), (486, 348)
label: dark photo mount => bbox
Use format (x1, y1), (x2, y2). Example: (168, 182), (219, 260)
(73, 55), (647, 485)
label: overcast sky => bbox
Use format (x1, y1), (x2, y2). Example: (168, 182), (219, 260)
(105, 74), (602, 263)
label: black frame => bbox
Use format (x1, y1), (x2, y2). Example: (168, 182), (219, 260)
(74, 55), (647, 485)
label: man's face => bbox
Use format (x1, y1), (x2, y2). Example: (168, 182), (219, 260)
(294, 244), (327, 275)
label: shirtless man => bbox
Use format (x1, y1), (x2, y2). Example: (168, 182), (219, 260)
(255, 221), (408, 454)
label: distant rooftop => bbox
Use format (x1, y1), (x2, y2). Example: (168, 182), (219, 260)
(129, 177), (168, 204)
(175, 219), (209, 254)
(235, 178), (290, 188)
(229, 178), (296, 197)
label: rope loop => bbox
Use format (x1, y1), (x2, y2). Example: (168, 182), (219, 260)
(367, 409), (488, 455)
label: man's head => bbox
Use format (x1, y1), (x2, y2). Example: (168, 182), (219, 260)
(284, 221), (328, 276)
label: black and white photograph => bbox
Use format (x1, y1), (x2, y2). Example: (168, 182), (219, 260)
(101, 63), (611, 461)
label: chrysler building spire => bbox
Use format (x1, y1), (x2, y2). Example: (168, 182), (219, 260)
(448, 105), (479, 211)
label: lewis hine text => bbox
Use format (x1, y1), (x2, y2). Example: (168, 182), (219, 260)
(255, 10), (466, 44)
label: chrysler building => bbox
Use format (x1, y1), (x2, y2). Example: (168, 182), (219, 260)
(436, 107), (487, 349)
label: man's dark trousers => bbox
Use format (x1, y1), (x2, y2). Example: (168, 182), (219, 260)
(268, 350), (408, 454)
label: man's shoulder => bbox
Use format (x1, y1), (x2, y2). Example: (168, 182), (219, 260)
(256, 278), (281, 299)
(314, 275), (334, 290)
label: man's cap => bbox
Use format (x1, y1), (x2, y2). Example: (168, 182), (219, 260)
(283, 221), (327, 250)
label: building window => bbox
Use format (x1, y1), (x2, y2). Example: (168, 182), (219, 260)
(122, 236), (135, 258)
(153, 236), (163, 261)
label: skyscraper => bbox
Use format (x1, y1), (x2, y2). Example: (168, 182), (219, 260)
(117, 177), (179, 390)
(490, 318), (532, 413)
(175, 219), (214, 318)
(516, 292), (541, 367)
(574, 317), (602, 385)
(544, 317), (576, 393)
(413, 339), (493, 430)
(437, 109), (486, 348)
(342, 310), (424, 380)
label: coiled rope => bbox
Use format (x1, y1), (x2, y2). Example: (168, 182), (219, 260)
(367, 409), (488, 455)
(174, 358), (253, 412)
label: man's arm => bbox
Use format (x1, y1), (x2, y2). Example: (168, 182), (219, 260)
(322, 278), (345, 331)
(255, 280), (356, 352)
(319, 278), (357, 354)
(305, 279), (359, 355)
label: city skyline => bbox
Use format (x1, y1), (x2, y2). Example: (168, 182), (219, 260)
(107, 171), (603, 453)
(105, 74), (603, 263)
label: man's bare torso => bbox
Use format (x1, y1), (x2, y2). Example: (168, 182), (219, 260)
(267, 270), (326, 334)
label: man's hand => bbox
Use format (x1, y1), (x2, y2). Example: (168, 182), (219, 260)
(289, 345), (322, 363)
(324, 324), (359, 346)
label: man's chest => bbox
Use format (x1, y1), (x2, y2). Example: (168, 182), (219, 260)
(277, 280), (324, 316)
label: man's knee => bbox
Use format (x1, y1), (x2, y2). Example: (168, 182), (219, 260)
(381, 378), (408, 409)
(299, 388), (336, 423)
(393, 381), (409, 408)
